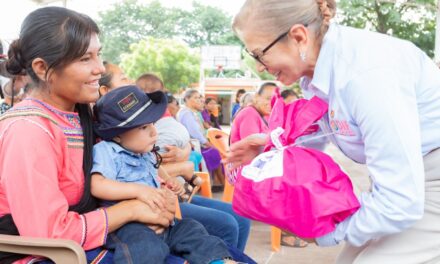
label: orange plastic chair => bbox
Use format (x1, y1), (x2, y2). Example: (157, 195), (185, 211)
(206, 128), (229, 158)
(195, 171), (212, 199)
(206, 128), (234, 202)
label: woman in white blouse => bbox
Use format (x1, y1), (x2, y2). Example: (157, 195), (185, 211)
(226, 0), (440, 263)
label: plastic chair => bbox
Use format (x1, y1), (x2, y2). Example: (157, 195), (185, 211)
(0, 201), (189, 263)
(206, 128), (234, 202)
(0, 235), (87, 264)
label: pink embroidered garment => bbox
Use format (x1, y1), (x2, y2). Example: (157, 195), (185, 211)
(0, 99), (108, 263)
(232, 94), (360, 238)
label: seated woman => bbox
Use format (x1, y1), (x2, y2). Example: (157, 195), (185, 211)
(0, 7), (254, 263)
(137, 74), (251, 252)
(177, 89), (225, 187)
(0, 75), (29, 114)
(202, 97), (221, 129)
(0, 7), (174, 263)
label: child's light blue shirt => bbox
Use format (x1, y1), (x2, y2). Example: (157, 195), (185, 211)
(91, 141), (160, 188)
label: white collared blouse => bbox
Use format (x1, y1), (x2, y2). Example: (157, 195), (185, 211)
(301, 23), (440, 247)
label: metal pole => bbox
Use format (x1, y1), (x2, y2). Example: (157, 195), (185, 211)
(435, 0), (440, 62)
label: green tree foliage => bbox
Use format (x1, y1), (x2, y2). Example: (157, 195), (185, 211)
(98, 0), (238, 63)
(120, 38), (200, 93)
(338, 0), (436, 57)
(175, 2), (241, 48)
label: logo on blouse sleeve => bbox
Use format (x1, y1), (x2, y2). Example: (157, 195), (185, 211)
(329, 109), (355, 136)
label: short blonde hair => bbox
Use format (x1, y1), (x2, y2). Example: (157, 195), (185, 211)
(233, 0), (336, 41)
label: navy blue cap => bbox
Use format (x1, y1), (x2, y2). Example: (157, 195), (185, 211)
(94, 85), (167, 140)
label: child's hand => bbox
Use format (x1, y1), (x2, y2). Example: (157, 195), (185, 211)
(136, 185), (167, 210)
(162, 178), (187, 198)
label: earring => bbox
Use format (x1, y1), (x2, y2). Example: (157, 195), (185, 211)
(300, 51), (307, 62)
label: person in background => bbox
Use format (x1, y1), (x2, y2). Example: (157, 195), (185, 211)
(228, 0), (440, 262)
(202, 97), (221, 129)
(166, 93), (180, 118)
(98, 61), (132, 95)
(231, 89), (246, 120)
(230, 82), (276, 144)
(281, 89), (299, 104)
(177, 89), (226, 187)
(0, 75), (30, 114)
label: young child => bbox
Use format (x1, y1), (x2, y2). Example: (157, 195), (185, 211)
(91, 85), (234, 264)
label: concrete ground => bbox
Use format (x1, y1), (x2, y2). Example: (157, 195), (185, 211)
(219, 144), (371, 263)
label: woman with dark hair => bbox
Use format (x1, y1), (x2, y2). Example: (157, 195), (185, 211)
(231, 89), (246, 120)
(202, 97), (221, 129)
(0, 7), (174, 263)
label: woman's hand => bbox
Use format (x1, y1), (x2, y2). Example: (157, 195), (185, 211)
(161, 145), (184, 163)
(223, 133), (268, 169)
(130, 200), (172, 228)
(136, 185), (167, 210)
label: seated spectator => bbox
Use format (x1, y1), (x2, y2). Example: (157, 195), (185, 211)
(230, 82), (276, 144)
(137, 74), (251, 252)
(232, 92), (254, 120)
(231, 89), (246, 120)
(280, 89), (299, 104)
(98, 61), (132, 95)
(202, 97), (221, 129)
(177, 89), (225, 186)
(166, 93), (180, 118)
(0, 75), (30, 114)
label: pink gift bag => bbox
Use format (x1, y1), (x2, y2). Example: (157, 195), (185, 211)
(232, 93), (360, 238)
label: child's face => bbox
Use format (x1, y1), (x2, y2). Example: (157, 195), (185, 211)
(117, 123), (157, 154)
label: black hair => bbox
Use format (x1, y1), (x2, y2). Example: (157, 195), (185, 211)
(235, 88), (246, 103)
(257, 82), (277, 95)
(98, 61), (113, 88)
(166, 93), (178, 105)
(281, 89), (298, 99)
(2, 7), (100, 214)
(205, 97), (216, 105)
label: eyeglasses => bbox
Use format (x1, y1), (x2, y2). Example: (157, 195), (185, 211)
(245, 30), (289, 66)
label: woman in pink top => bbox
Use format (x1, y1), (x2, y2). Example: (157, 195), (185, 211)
(230, 82), (276, 144)
(0, 7), (174, 263)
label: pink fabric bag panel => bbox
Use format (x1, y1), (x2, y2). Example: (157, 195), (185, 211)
(232, 93), (360, 238)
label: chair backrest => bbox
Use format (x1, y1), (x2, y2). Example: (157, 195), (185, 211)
(206, 128), (229, 159)
(0, 235), (87, 264)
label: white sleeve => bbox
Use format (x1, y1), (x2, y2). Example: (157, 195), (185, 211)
(317, 68), (425, 247)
